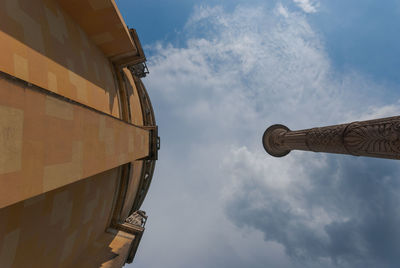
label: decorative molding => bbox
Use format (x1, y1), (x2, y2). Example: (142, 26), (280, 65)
(125, 210), (147, 228)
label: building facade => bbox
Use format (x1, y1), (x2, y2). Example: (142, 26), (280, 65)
(0, 0), (158, 267)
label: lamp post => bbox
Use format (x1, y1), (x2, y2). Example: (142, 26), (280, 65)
(263, 116), (400, 160)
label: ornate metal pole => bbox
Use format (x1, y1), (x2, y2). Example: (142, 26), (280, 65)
(263, 116), (400, 159)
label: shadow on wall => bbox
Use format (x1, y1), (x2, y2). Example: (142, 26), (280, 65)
(0, 0), (118, 115)
(0, 167), (122, 267)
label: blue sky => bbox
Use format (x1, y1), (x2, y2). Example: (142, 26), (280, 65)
(120, 0), (400, 87)
(116, 1), (400, 267)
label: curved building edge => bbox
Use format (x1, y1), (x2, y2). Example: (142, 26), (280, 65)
(0, 1), (159, 267)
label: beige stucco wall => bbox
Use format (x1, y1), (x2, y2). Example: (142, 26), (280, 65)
(0, 76), (150, 209)
(0, 0), (121, 117)
(0, 1), (152, 266)
(122, 68), (144, 126)
(0, 167), (120, 268)
(120, 161), (144, 220)
(73, 231), (135, 268)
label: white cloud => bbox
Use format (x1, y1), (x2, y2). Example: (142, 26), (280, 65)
(277, 3), (290, 18)
(293, 0), (319, 13)
(134, 3), (400, 268)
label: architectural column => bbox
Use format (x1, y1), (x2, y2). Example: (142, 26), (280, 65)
(262, 116), (400, 159)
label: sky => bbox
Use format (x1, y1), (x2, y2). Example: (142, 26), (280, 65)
(116, 1), (400, 267)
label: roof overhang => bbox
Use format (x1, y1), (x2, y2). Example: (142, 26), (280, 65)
(56, 0), (145, 66)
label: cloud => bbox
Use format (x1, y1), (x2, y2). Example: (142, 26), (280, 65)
(224, 148), (400, 267)
(134, 3), (400, 268)
(277, 3), (290, 18)
(293, 0), (319, 13)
